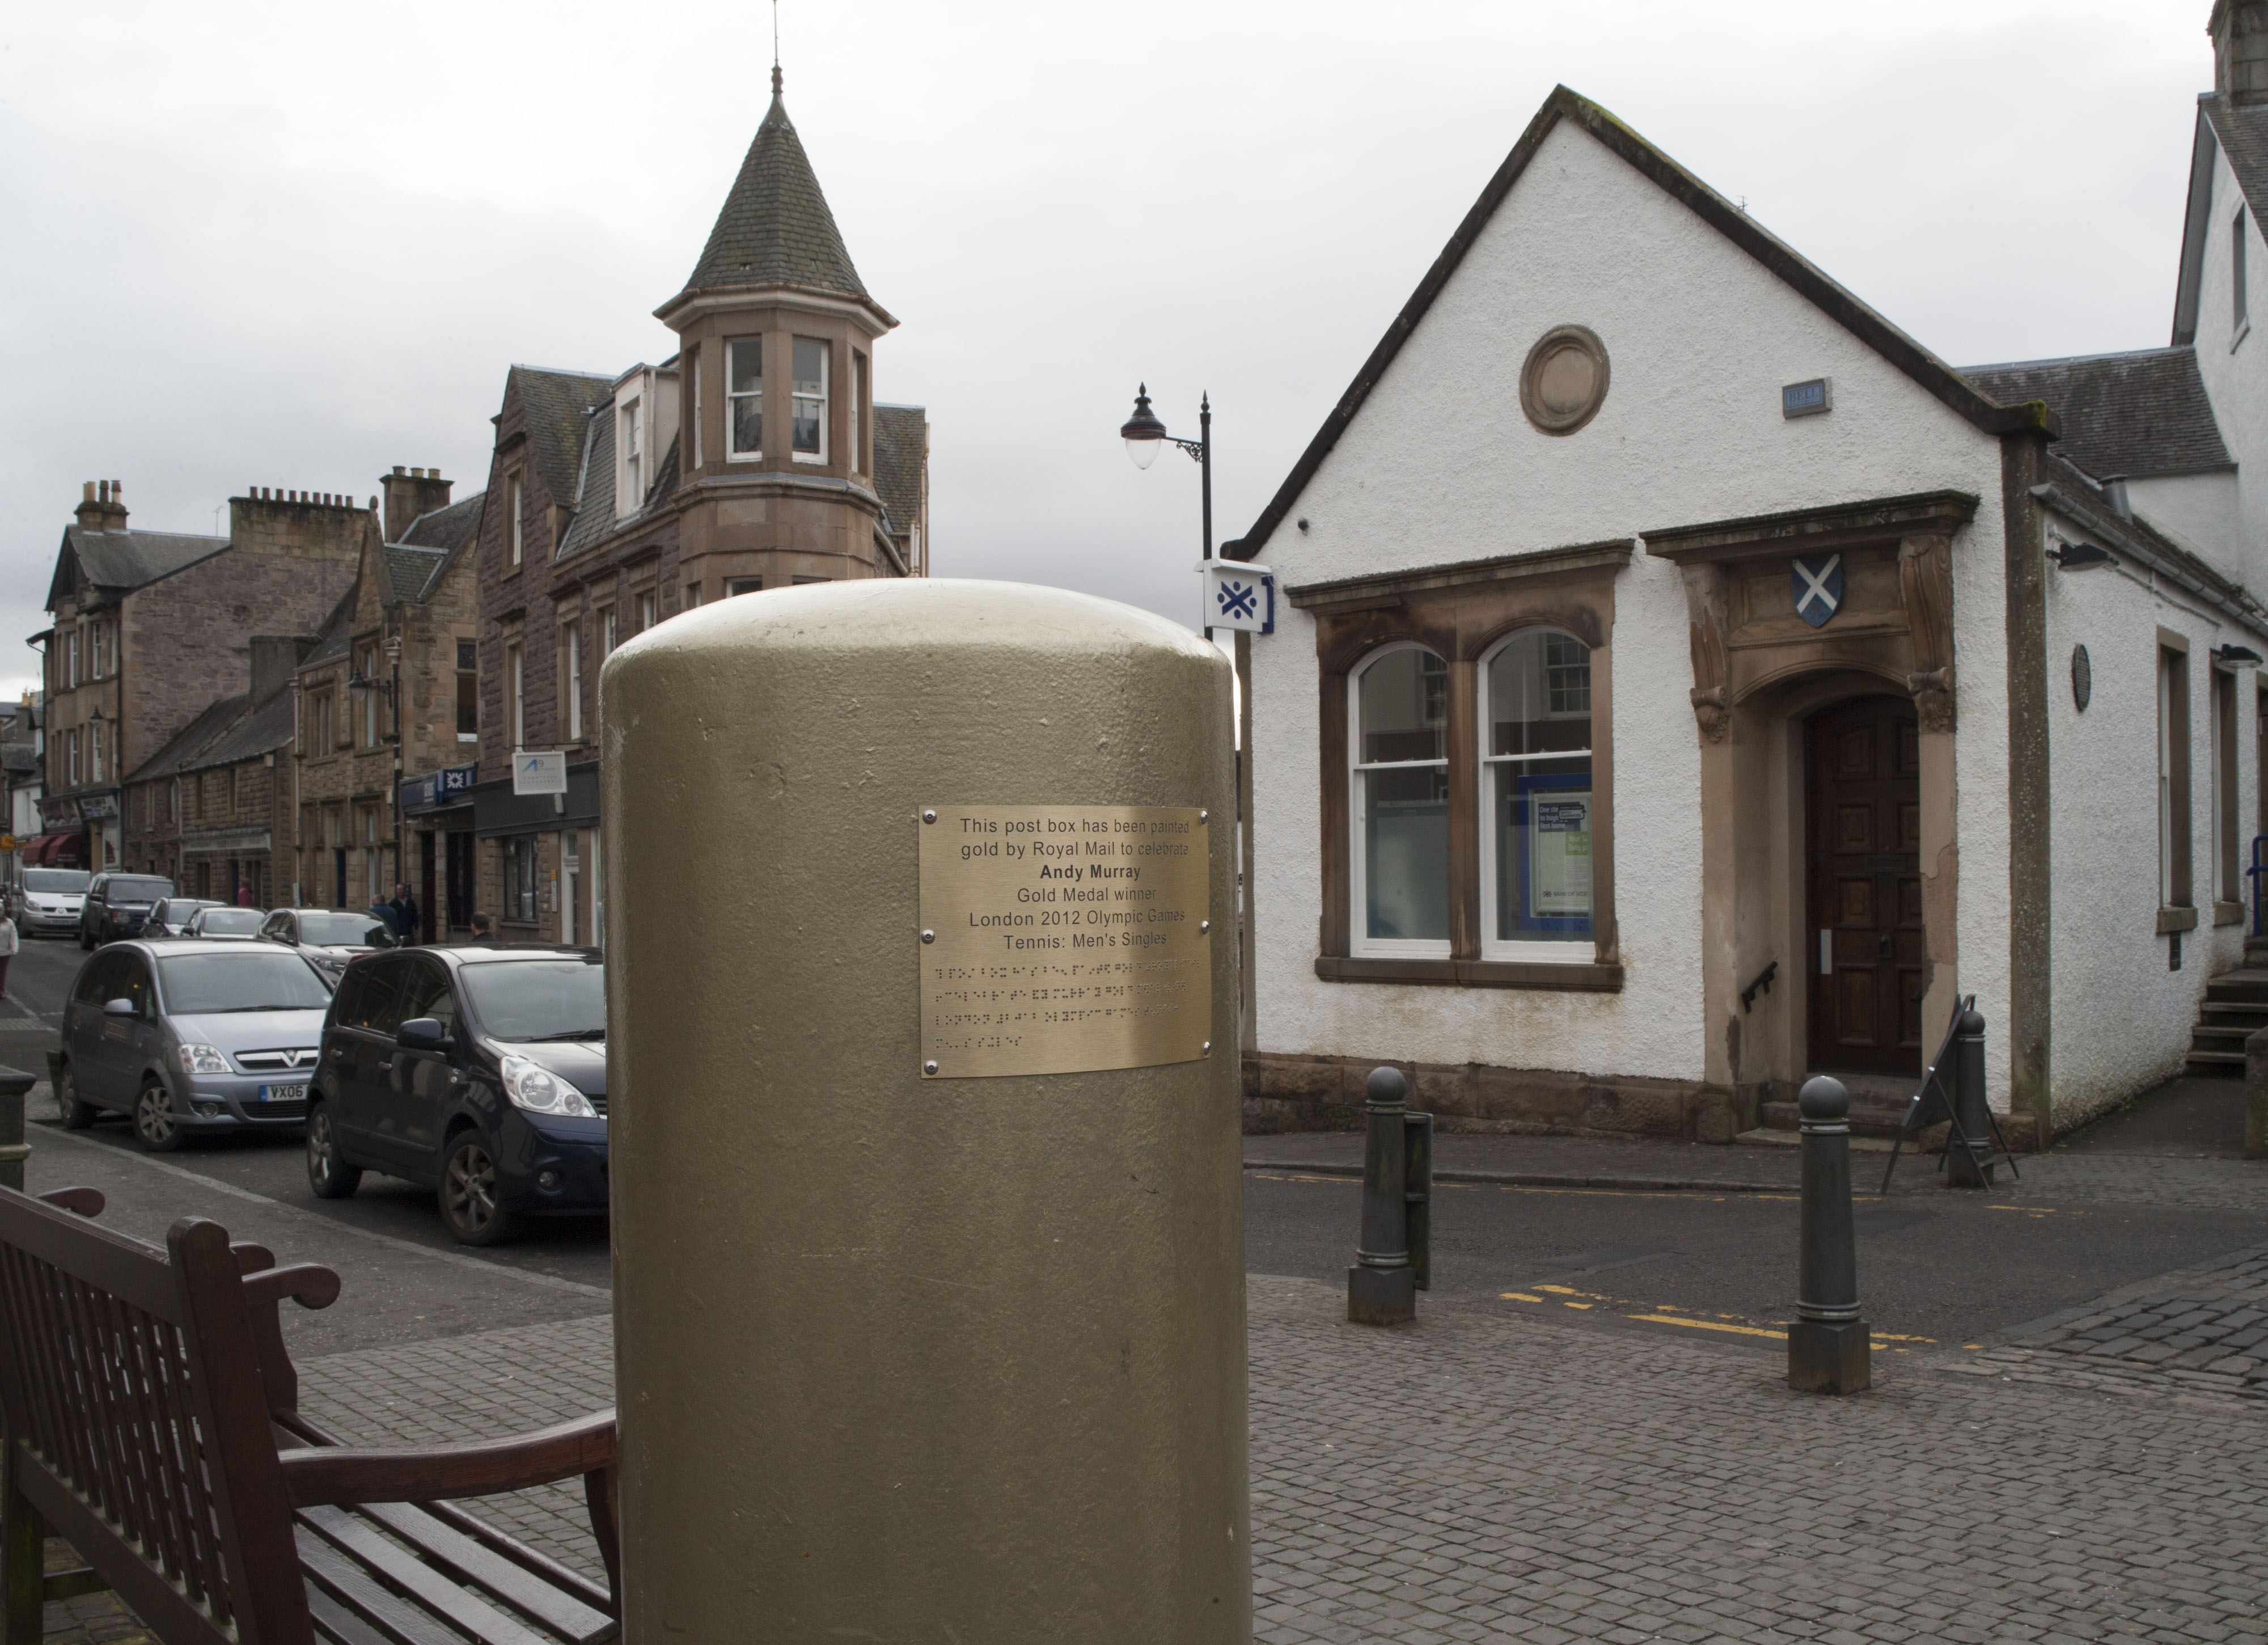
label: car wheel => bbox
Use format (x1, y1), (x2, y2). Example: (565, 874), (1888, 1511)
(305, 1101), (362, 1200)
(439, 1130), (517, 1246)
(57, 1064), (99, 1131)
(133, 1080), (184, 1153)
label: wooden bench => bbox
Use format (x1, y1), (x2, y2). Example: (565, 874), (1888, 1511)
(0, 1185), (621, 1644)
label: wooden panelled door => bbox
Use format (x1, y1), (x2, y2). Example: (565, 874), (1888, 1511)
(1806, 695), (1924, 1077)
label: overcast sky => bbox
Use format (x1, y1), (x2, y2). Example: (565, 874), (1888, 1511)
(0, 1), (2215, 700)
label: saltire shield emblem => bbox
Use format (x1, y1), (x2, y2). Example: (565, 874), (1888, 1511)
(1791, 552), (1843, 629)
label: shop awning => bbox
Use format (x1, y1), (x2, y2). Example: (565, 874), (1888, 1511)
(24, 831), (85, 866)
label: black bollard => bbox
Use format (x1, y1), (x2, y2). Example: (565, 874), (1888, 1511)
(1787, 1075), (1871, 1395)
(1944, 1009), (1994, 1188)
(1347, 1067), (1417, 1325)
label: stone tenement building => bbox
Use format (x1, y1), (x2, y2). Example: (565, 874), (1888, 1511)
(292, 467), (484, 932)
(122, 638), (303, 903)
(467, 69), (929, 944)
(32, 481), (363, 872)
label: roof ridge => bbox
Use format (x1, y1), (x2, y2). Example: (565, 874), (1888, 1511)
(1227, 84), (2054, 560)
(1961, 345), (2195, 374)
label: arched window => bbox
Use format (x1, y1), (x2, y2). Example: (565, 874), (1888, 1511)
(1480, 629), (1593, 954)
(1351, 645), (1450, 953)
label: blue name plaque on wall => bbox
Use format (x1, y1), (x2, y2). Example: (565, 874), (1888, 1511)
(1782, 378), (1833, 418)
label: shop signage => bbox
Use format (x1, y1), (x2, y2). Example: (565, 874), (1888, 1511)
(512, 750), (568, 796)
(76, 794), (117, 821)
(1198, 561), (1275, 633)
(917, 803), (1212, 1079)
(400, 762), (479, 811)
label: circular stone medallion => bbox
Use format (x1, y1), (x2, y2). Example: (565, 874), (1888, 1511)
(1520, 325), (1611, 435)
(2071, 643), (2092, 712)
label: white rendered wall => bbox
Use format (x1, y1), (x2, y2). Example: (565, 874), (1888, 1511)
(2042, 503), (2257, 1124)
(2189, 140), (2268, 590)
(2127, 472), (2240, 566)
(1244, 117), (2013, 1094)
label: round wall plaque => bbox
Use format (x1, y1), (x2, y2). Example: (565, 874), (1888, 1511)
(1519, 324), (1611, 435)
(2071, 643), (2091, 712)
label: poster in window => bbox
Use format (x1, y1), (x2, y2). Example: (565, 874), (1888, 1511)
(1521, 779), (1592, 922)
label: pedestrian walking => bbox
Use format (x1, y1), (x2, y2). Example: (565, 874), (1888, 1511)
(236, 884), (254, 907)
(468, 911), (493, 942)
(390, 882), (420, 944)
(0, 910), (16, 1000)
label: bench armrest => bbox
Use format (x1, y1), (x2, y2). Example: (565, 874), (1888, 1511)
(278, 1410), (617, 1507)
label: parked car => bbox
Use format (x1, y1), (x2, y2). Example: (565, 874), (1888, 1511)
(258, 907), (396, 982)
(78, 873), (176, 949)
(146, 897), (224, 937)
(9, 868), (91, 936)
(307, 944), (607, 1245)
(57, 938), (332, 1151)
(184, 906), (267, 940)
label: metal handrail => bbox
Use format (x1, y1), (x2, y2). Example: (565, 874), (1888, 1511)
(2248, 835), (2268, 937)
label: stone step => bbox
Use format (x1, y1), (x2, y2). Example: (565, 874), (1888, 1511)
(2189, 1022), (2258, 1048)
(1758, 1099), (1911, 1139)
(1735, 1127), (1897, 1154)
(2198, 1000), (2268, 1022)
(2205, 971), (2268, 1005)
(2182, 1048), (2248, 1079)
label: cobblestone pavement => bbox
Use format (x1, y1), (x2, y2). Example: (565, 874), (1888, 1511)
(46, 1272), (2268, 1643)
(1949, 1244), (2268, 1409)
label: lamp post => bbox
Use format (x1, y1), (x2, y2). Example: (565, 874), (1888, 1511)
(1120, 384), (1213, 638)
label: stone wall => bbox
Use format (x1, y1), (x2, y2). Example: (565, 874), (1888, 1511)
(1242, 1050), (1736, 1142)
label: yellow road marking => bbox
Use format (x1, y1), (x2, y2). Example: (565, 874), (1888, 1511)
(1536, 1284), (1583, 1295)
(1499, 1292), (1543, 1303)
(1875, 1332), (1937, 1343)
(1562, 1301), (1593, 1310)
(1628, 1313), (1785, 1340)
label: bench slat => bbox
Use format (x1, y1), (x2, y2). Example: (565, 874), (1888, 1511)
(308, 1584), (399, 1645)
(0, 1190), (180, 1320)
(401, 1499), (615, 1618)
(297, 1526), (472, 1645)
(299, 1503), (558, 1645)
(354, 1502), (612, 1642)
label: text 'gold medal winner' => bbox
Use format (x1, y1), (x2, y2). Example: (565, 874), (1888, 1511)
(919, 803), (1213, 1077)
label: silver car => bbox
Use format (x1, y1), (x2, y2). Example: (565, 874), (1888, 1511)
(58, 938), (332, 1152)
(184, 906), (266, 940)
(13, 868), (90, 936)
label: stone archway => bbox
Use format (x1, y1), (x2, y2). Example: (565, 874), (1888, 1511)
(1645, 492), (1973, 1126)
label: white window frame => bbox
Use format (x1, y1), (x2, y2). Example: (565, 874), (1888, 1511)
(565, 621), (583, 742)
(598, 607), (617, 662)
(727, 336), (763, 462)
(790, 336), (829, 464)
(725, 577), (763, 598)
(850, 350), (865, 472)
(66, 630), (80, 690)
(90, 722), (103, 784)
(2237, 208), (2251, 336)
(691, 349), (703, 470)
(66, 729), (79, 786)
(1476, 628), (1596, 963)
(507, 643), (524, 750)
(638, 590), (658, 633)
(620, 397), (643, 512)
(1348, 641), (1452, 960)
(509, 475), (525, 567)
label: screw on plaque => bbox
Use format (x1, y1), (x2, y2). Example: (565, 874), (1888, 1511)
(1203, 1042), (1213, 1055)
(1199, 810), (1208, 824)
(923, 1061), (939, 1076)
(921, 929), (935, 944)
(1199, 919), (1211, 933)
(921, 809), (937, 824)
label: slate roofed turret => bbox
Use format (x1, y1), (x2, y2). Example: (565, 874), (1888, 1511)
(659, 69), (892, 327)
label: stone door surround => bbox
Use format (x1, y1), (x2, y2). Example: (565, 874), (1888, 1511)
(1645, 490), (1977, 1111)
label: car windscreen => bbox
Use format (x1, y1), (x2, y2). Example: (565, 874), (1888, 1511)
(156, 952), (331, 1014)
(459, 959), (606, 1042)
(193, 908), (264, 935)
(105, 878), (174, 905)
(23, 870), (90, 894)
(297, 912), (395, 947)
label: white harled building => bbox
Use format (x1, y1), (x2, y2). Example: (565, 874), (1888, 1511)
(1232, 3), (2268, 1147)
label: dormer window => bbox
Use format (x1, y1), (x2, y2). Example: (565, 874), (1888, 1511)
(620, 398), (644, 508)
(728, 338), (763, 460)
(792, 337), (828, 462)
(2237, 208), (2250, 334)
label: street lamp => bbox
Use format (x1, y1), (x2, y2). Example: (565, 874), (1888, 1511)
(1119, 383), (1213, 636)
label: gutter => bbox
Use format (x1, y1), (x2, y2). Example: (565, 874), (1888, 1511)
(2028, 481), (2268, 639)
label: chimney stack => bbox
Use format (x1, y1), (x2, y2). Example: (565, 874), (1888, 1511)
(381, 465), (454, 542)
(73, 479), (129, 534)
(2214, 0), (2268, 102)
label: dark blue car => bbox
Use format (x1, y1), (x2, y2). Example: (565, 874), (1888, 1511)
(306, 943), (607, 1245)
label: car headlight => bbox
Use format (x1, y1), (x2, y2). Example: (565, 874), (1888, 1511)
(500, 1054), (598, 1118)
(176, 1043), (231, 1075)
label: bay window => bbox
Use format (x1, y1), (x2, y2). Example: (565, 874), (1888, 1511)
(728, 337), (763, 459)
(792, 337), (827, 461)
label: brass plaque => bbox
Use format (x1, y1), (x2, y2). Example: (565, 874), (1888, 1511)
(919, 804), (1212, 1079)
